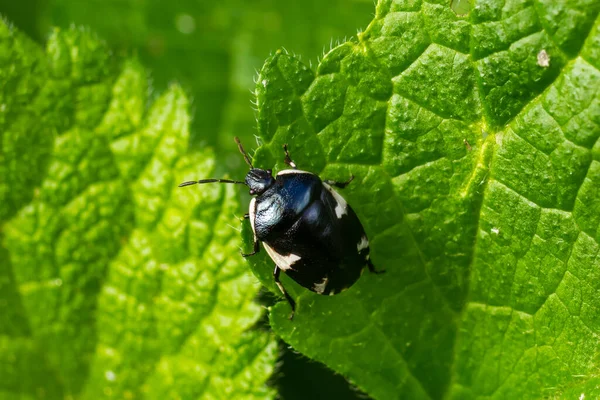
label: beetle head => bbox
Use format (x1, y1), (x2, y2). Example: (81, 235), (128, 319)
(245, 168), (274, 195)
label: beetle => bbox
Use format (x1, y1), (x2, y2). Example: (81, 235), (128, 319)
(179, 137), (383, 318)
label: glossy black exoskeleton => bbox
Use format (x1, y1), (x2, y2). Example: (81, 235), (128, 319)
(179, 138), (383, 319)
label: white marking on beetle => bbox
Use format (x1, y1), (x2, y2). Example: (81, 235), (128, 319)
(323, 182), (348, 219)
(313, 276), (329, 294)
(276, 169), (313, 176)
(249, 198), (258, 241)
(357, 235), (369, 252)
(263, 242), (301, 271)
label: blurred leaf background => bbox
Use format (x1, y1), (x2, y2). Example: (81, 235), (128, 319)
(0, 0), (375, 398)
(6, 0), (374, 170)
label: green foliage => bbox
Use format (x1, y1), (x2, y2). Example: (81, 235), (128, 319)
(3, 0), (600, 399)
(41, 0), (374, 157)
(247, 1), (600, 399)
(0, 22), (276, 399)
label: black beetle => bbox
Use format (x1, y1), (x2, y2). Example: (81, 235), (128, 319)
(179, 138), (383, 318)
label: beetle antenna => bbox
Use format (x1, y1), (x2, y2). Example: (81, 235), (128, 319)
(234, 137), (254, 169)
(178, 179), (246, 187)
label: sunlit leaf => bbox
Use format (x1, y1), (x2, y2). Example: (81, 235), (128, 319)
(248, 1), (600, 399)
(0, 22), (276, 399)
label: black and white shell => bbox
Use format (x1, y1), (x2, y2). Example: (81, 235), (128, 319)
(249, 169), (370, 295)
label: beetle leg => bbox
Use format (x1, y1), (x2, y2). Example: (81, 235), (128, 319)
(324, 174), (354, 189)
(367, 258), (385, 274)
(282, 144), (297, 169)
(243, 213), (250, 219)
(274, 266), (296, 320)
(240, 236), (260, 257)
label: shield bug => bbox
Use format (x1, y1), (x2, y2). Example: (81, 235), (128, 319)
(179, 138), (383, 318)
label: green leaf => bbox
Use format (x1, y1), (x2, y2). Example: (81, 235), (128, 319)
(249, 1), (600, 399)
(0, 21), (276, 399)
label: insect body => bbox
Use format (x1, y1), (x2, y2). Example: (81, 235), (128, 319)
(179, 138), (382, 318)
